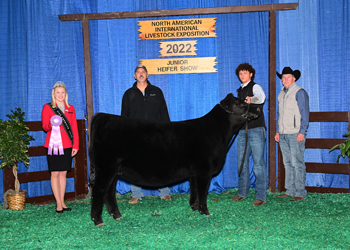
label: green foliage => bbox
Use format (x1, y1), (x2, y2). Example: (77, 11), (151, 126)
(0, 108), (34, 169)
(329, 129), (350, 163)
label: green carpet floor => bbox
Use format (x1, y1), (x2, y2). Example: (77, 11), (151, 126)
(1, 189), (350, 249)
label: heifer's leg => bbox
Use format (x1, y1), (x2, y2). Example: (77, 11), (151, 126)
(90, 177), (107, 227)
(189, 177), (199, 211)
(90, 166), (120, 226)
(195, 175), (212, 217)
(105, 175), (123, 221)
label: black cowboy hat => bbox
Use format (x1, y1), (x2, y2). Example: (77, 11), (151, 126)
(276, 67), (301, 81)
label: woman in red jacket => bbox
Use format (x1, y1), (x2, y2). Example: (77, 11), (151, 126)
(42, 81), (79, 213)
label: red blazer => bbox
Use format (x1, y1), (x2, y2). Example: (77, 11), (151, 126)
(42, 103), (79, 150)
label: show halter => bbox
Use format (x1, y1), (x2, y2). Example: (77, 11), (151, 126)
(219, 102), (251, 120)
(48, 115), (64, 155)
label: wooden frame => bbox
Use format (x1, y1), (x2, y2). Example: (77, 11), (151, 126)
(2, 120), (89, 205)
(58, 3), (299, 192)
(278, 112), (350, 194)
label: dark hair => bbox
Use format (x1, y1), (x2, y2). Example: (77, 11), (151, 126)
(235, 63), (255, 81)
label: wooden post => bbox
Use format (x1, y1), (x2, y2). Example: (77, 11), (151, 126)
(82, 17), (93, 146)
(268, 10), (277, 193)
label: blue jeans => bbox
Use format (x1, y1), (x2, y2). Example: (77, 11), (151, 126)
(237, 126), (267, 201)
(279, 133), (307, 198)
(130, 184), (171, 200)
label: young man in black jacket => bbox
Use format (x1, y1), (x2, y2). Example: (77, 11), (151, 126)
(230, 63), (267, 206)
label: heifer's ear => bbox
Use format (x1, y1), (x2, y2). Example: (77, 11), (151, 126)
(220, 95), (228, 107)
(222, 93), (234, 102)
(220, 93), (234, 110)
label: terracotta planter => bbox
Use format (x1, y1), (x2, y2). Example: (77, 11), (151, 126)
(7, 190), (27, 210)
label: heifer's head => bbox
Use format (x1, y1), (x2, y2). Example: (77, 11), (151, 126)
(219, 93), (260, 121)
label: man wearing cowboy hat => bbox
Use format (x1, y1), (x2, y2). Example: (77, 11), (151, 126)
(274, 67), (309, 201)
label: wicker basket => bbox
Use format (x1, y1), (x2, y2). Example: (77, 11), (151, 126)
(7, 190), (27, 210)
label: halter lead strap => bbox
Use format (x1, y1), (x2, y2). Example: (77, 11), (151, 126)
(221, 101), (250, 176)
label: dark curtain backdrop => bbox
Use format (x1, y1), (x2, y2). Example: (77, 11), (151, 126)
(0, 0), (349, 201)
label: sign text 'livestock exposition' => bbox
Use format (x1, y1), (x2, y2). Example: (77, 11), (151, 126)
(138, 18), (217, 40)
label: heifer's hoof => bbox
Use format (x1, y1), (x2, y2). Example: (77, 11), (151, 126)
(190, 203), (199, 211)
(199, 209), (210, 217)
(92, 217), (105, 226)
(111, 212), (123, 221)
(199, 211), (210, 217)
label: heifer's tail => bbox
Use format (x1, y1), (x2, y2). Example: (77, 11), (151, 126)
(88, 113), (100, 187)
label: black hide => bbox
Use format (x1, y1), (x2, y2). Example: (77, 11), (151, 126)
(89, 93), (260, 226)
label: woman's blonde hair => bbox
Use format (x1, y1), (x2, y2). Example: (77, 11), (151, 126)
(51, 81), (70, 108)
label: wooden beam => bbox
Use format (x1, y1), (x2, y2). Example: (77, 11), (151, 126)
(306, 162), (349, 174)
(82, 18), (93, 146)
(18, 169), (75, 183)
(26, 121), (43, 131)
(74, 119), (89, 197)
(307, 187), (350, 194)
(28, 146), (46, 157)
(26, 192), (76, 205)
(268, 10), (277, 193)
(306, 138), (346, 149)
(59, 3), (298, 21)
(309, 111), (350, 122)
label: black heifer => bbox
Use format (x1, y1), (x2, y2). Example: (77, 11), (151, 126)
(89, 93), (260, 226)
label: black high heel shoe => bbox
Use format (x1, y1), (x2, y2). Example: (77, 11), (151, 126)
(56, 209), (63, 213)
(62, 207), (72, 211)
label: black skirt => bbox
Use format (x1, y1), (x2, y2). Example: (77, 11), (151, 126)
(47, 148), (73, 172)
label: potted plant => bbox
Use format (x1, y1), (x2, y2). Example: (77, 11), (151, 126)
(0, 107), (34, 209)
(329, 129), (350, 163)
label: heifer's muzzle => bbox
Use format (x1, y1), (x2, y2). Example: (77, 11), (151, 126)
(220, 102), (252, 120)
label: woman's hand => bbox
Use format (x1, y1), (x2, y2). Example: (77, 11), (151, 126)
(72, 149), (79, 157)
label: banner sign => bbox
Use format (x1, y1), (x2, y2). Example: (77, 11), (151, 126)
(159, 41), (197, 57)
(138, 18), (217, 40)
(139, 57), (217, 75)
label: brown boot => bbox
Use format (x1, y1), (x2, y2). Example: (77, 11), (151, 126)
(277, 194), (291, 198)
(291, 197), (304, 201)
(252, 199), (266, 206)
(162, 195), (171, 201)
(230, 195), (244, 201)
(129, 197), (140, 204)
